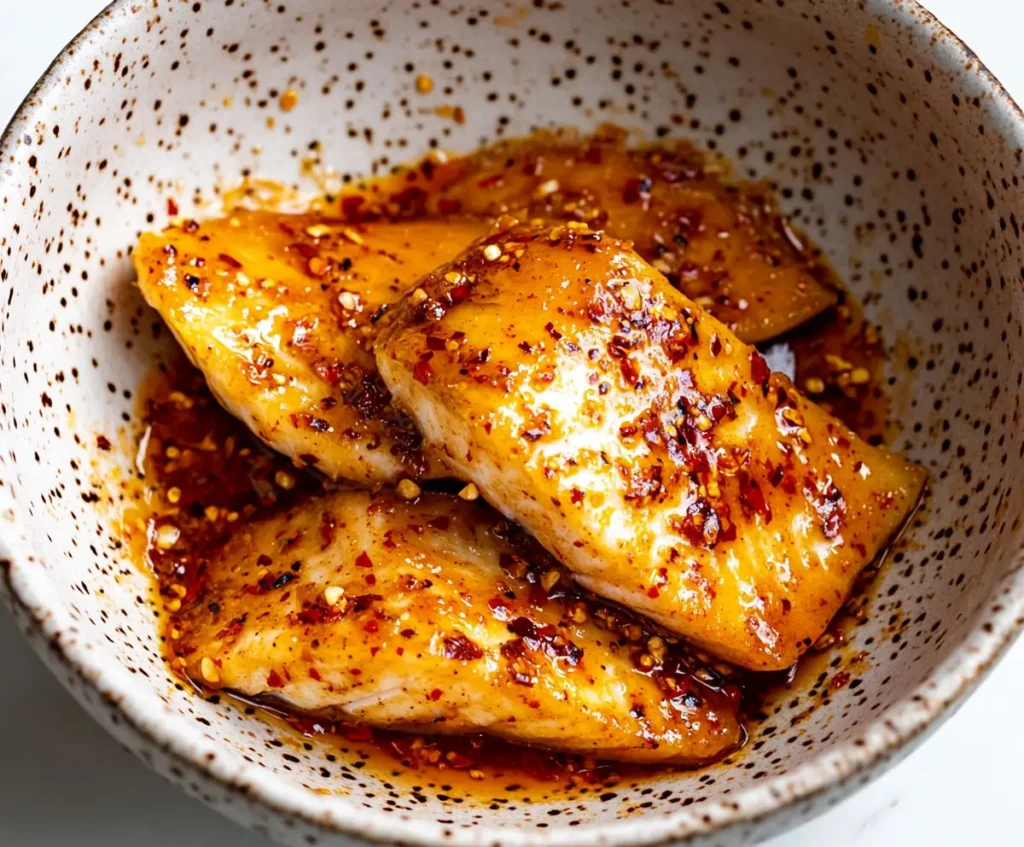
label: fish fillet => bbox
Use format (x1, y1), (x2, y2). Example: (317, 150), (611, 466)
(174, 489), (742, 765)
(374, 221), (925, 671)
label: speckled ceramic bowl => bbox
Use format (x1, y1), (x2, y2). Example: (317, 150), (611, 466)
(2, 1), (1023, 845)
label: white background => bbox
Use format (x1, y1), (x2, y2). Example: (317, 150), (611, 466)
(1, 2), (1020, 845)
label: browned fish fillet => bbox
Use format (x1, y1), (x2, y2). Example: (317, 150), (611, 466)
(175, 489), (743, 765)
(375, 220), (925, 671)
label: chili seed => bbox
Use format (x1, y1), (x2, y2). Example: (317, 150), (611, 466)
(155, 524), (181, 550)
(274, 469), (297, 490)
(200, 657), (221, 684)
(396, 479), (422, 500)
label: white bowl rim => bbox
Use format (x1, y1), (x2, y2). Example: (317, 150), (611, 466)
(2, 2), (1024, 845)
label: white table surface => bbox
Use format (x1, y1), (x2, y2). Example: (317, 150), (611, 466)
(1, 2), (1021, 845)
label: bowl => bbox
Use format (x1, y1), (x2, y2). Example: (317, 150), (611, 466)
(2, 1), (1023, 844)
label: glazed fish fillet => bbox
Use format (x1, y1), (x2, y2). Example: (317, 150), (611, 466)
(174, 489), (742, 765)
(134, 211), (488, 484)
(374, 221), (926, 671)
(397, 127), (837, 342)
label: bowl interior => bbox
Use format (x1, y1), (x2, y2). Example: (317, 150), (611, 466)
(2, 1), (1024, 844)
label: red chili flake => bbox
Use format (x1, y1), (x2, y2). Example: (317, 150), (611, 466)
(672, 498), (722, 547)
(647, 586), (660, 599)
(257, 554), (273, 567)
(319, 512), (336, 550)
(214, 615), (246, 640)
(587, 296), (608, 323)
(738, 471), (773, 524)
(355, 551), (373, 568)
(396, 647), (404, 656)
(520, 412), (551, 443)
(710, 335), (722, 356)
(805, 476), (847, 539)
(308, 667), (322, 681)
(267, 670), (285, 688)
(445, 751), (477, 769)
(570, 488), (584, 505)
(427, 516), (450, 531)
(831, 671), (851, 691)
(351, 593), (382, 612)
(347, 373), (397, 424)
(413, 360), (433, 385)
(750, 350), (771, 389)
(478, 173), (504, 190)
(218, 252), (243, 269)
(622, 463), (664, 502)
(363, 619), (380, 634)
(706, 396), (731, 423)
(295, 604), (327, 625)
(344, 724), (373, 742)
(167, 197), (179, 216)
(500, 638), (537, 686)
(544, 321), (563, 341)
(506, 617), (583, 665)
(442, 633), (484, 661)
(95, 435), (112, 451)
(429, 688), (444, 701)
(447, 284), (471, 303)
(364, 574), (377, 586)
(311, 358), (345, 386)
(370, 646), (380, 657)
(618, 354), (641, 386)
